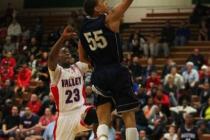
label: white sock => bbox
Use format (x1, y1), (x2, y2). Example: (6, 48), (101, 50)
(97, 124), (109, 140)
(126, 128), (139, 140)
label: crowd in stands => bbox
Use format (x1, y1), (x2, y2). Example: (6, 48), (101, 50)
(0, 3), (210, 140)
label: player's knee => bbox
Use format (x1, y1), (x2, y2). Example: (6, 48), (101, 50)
(122, 111), (136, 128)
(96, 103), (112, 125)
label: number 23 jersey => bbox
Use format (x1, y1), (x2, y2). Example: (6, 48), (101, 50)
(79, 14), (123, 67)
(49, 62), (89, 113)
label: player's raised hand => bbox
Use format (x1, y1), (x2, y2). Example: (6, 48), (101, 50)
(61, 25), (77, 40)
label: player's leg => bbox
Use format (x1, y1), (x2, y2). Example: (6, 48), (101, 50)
(96, 101), (112, 140)
(114, 66), (140, 140)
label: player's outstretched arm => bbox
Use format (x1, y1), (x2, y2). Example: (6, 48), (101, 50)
(108, 0), (133, 22)
(48, 26), (76, 71)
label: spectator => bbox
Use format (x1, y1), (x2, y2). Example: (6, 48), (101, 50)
(161, 58), (176, 79)
(154, 87), (170, 115)
(178, 113), (201, 140)
(170, 99), (197, 125)
(199, 65), (210, 84)
(1, 106), (20, 139)
(174, 22), (191, 46)
(43, 121), (55, 140)
(39, 94), (56, 116)
(187, 48), (205, 70)
(0, 80), (14, 106)
(198, 20), (208, 41)
(28, 54), (38, 76)
(148, 106), (167, 139)
(0, 62), (14, 84)
(36, 108), (56, 132)
(28, 37), (40, 57)
(1, 51), (16, 68)
(14, 63), (32, 94)
(199, 82), (210, 105)
(182, 62), (199, 91)
(161, 125), (178, 140)
(130, 32), (141, 56)
(147, 32), (159, 57)
(143, 58), (157, 82)
(21, 26), (31, 41)
(129, 57), (143, 82)
(16, 107), (40, 140)
(3, 36), (16, 55)
(160, 20), (175, 48)
(163, 75), (178, 106)
(164, 66), (185, 91)
(31, 17), (44, 42)
(27, 94), (42, 115)
(146, 71), (160, 95)
(143, 97), (158, 120)
(201, 97), (210, 124)
(139, 130), (149, 140)
(7, 18), (22, 37)
(137, 87), (148, 108)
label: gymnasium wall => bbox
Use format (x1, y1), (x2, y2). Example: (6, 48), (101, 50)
(0, 0), (24, 11)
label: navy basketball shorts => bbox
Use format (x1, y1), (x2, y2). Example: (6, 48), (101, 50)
(91, 64), (139, 113)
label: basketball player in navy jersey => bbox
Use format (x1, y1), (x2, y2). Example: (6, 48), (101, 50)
(78, 0), (139, 140)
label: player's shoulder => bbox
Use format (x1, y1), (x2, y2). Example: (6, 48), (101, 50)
(75, 61), (89, 74)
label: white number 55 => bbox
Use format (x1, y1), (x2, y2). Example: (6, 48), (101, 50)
(84, 30), (108, 51)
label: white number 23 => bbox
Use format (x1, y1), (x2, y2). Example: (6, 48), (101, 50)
(84, 30), (108, 51)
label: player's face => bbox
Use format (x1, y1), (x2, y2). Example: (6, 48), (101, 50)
(58, 47), (72, 66)
(96, 0), (109, 14)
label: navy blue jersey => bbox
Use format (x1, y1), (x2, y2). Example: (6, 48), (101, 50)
(79, 14), (123, 67)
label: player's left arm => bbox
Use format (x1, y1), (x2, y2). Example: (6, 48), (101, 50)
(107, 0), (134, 22)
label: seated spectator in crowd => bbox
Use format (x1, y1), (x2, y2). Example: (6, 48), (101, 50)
(0, 79), (14, 106)
(1, 106), (20, 139)
(137, 87), (148, 108)
(31, 17), (44, 42)
(201, 97), (210, 124)
(154, 87), (170, 116)
(161, 58), (176, 79)
(3, 36), (16, 56)
(187, 48), (205, 70)
(28, 54), (38, 76)
(7, 18), (22, 37)
(143, 97), (158, 120)
(0, 61), (14, 84)
(199, 82), (210, 105)
(0, 23), (8, 41)
(14, 63), (32, 94)
(129, 56), (143, 83)
(21, 26), (31, 41)
(16, 107), (40, 140)
(178, 113), (201, 140)
(148, 106), (167, 139)
(164, 75), (178, 106)
(199, 65), (210, 84)
(170, 99), (197, 125)
(39, 94), (56, 116)
(198, 20), (208, 41)
(160, 20), (175, 48)
(182, 62), (199, 91)
(147, 32), (159, 57)
(36, 108), (56, 132)
(164, 66), (185, 91)
(1, 51), (16, 68)
(43, 121), (55, 140)
(146, 71), (160, 95)
(143, 58), (157, 83)
(139, 130), (149, 140)
(174, 22), (191, 46)
(161, 125), (178, 140)
(27, 37), (40, 57)
(27, 94), (42, 115)
(130, 31), (141, 56)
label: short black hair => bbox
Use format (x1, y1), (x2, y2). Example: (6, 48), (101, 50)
(84, 0), (98, 16)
